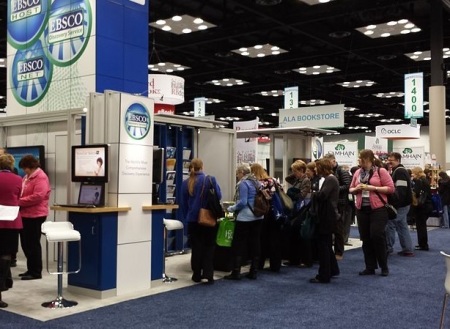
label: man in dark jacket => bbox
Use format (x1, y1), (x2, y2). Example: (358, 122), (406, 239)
(386, 152), (414, 256)
(323, 153), (351, 260)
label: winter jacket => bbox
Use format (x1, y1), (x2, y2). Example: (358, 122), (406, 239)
(390, 164), (413, 208)
(0, 170), (23, 229)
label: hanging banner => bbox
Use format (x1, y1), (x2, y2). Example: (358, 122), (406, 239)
(279, 104), (344, 128)
(311, 137), (324, 161)
(284, 86), (298, 109)
(234, 118), (259, 165)
(364, 136), (388, 158)
(393, 146), (425, 169)
(404, 72), (423, 119)
(375, 124), (420, 139)
(148, 74), (184, 105)
(323, 141), (358, 168)
(194, 97), (206, 117)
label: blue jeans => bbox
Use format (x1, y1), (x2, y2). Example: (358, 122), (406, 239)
(386, 205), (413, 253)
(441, 205), (449, 228)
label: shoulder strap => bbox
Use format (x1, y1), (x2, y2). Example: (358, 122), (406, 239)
(374, 191), (387, 205)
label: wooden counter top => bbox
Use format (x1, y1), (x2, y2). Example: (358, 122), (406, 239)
(51, 206), (131, 213)
(142, 204), (179, 211)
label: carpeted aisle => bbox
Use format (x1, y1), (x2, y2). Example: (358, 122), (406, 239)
(1, 227), (449, 329)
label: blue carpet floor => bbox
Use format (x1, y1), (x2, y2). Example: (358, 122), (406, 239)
(1, 227), (450, 329)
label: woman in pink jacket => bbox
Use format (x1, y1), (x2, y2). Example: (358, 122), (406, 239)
(0, 154), (23, 308)
(18, 155), (51, 281)
(349, 149), (394, 277)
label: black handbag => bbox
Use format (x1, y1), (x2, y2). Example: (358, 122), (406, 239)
(375, 191), (397, 220)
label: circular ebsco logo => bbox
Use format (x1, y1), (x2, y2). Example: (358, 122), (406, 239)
(11, 40), (53, 106)
(124, 103), (151, 140)
(7, 0), (50, 50)
(43, 0), (92, 67)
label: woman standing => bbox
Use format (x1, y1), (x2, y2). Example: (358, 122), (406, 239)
(438, 171), (450, 229)
(411, 167), (433, 251)
(0, 154), (23, 307)
(349, 149), (394, 277)
(225, 164), (264, 280)
(18, 155), (51, 281)
(181, 158), (222, 284)
(250, 163), (282, 272)
(309, 158), (340, 283)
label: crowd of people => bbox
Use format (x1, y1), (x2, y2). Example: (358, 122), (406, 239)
(0, 148), (50, 308)
(181, 150), (447, 286)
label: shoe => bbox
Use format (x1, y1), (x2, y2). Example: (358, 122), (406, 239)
(309, 276), (329, 284)
(397, 251), (415, 257)
(381, 269), (389, 277)
(298, 263), (313, 268)
(10, 260), (17, 268)
(414, 245), (429, 251)
(359, 269), (375, 276)
(224, 272), (241, 280)
(344, 242), (353, 246)
(331, 272), (340, 278)
(0, 301), (8, 308)
(191, 274), (201, 283)
(335, 254), (343, 261)
(202, 278), (214, 284)
(18, 271), (30, 277)
(21, 274), (42, 281)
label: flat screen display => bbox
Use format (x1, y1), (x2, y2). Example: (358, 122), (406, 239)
(78, 183), (105, 206)
(5, 145), (45, 177)
(71, 144), (109, 182)
(153, 147), (164, 184)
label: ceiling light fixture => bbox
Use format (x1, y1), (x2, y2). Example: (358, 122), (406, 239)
(150, 14), (216, 35)
(293, 64), (340, 75)
(404, 48), (450, 61)
(148, 62), (190, 73)
(337, 80), (376, 88)
(356, 19), (421, 39)
(232, 44), (288, 58)
(205, 78), (248, 87)
(373, 92), (404, 98)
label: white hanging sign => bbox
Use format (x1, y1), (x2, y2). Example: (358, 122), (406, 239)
(234, 118), (259, 164)
(404, 72), (423, 119)
(311, 137), (324, 161)
(194, 97), (206, 117)
(375, 124), (420, 139)
(364, 136), (388, 156)
(279, 104), (344, 128)
(284, 86), (298, 109)
(148, 74), (184, 105)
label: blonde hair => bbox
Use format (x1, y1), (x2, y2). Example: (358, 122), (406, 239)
(411, 166), (426, 178)
(0, 154), (15, 171)
(251, 163), (269, 180)
(188, 158), (203, 196)
(291, 160), (306, 173)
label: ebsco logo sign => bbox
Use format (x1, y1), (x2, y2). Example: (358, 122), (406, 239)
(124, 103), (151, 140)
(17, 56), (45, 81)
(8, 0), (49, 49)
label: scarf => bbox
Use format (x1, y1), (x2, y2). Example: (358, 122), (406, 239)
(359, 166), (374, 184)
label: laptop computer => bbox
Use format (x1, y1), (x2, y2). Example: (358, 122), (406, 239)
(57, 183), (105, 208)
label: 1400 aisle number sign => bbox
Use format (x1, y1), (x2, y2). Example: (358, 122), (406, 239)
(404, 72), (423, 119)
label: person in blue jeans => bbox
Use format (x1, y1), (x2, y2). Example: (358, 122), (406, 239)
(385, 152), (415, 257)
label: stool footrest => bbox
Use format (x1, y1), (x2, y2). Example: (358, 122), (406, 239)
(42, 296), (78, 309)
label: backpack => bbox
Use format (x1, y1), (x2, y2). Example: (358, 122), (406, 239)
(246, 179), (271, 217)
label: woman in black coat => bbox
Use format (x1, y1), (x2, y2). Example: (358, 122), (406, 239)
(309, 158), (340, 284)
(411, 167), (433, 251)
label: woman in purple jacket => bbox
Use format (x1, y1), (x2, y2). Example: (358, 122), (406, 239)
(0, 154), (23, 308)
(349, 149), (395, 277)
(18, 155), (51, 281)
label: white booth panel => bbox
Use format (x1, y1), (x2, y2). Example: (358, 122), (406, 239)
(117, 241), (151, 295)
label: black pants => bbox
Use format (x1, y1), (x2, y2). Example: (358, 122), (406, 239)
(357, 207), (388, 271)
(20, 217), (47, 276)
(316, 233), (339, 282)
(259, 214), (283, 271)
(187, 222), (217, 280)
(414, 205), (432, 248)
(231, 220), (262, 266)
(334, 203), (352, 256)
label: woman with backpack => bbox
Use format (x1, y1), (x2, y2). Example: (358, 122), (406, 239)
(250, 163), (283, 272)
(225, 164), (264, 280)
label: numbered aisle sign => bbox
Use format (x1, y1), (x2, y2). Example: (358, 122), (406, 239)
(284, 86), (298, 109)
(404, 72), (423, 119)
(194, 97), (206, 117)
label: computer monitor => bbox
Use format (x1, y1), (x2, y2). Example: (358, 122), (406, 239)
(78, 183), (105, 206)
(71, 144), (109, 183)
(5, 145), (45, 177)
(152, 147), (164, 185)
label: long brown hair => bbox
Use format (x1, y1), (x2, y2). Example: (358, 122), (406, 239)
(188, 158), (203, 196)
(250, 163), (269, 180)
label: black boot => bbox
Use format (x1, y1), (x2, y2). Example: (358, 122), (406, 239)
(0, 258), (11, 292)
(224, 257), (241, 280)
(246, 258), (259, 280)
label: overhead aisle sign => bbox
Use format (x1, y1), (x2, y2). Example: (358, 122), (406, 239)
(404, 72), (423, 119)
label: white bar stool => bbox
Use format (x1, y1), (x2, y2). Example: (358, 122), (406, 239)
(162, 219), (184, 283)
(41, 221), (81, 309)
